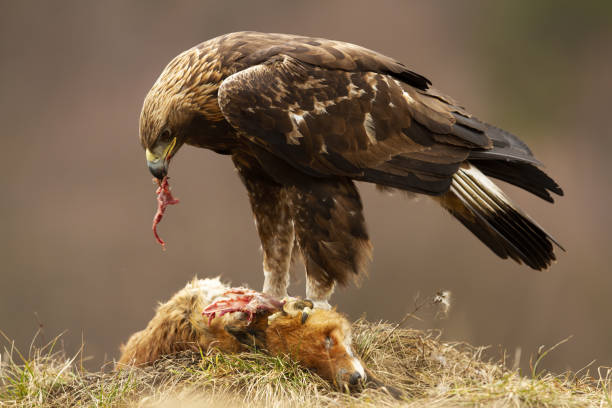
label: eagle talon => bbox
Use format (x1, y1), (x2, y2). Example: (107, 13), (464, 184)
(280, 295), (299, 304)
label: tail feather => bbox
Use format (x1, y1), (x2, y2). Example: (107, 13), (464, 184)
(471, 160), (564, 203)
(436, 164), (562, 270)
(462, 116), (563, 202)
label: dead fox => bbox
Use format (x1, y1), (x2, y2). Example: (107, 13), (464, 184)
(118, 278), (373, 390)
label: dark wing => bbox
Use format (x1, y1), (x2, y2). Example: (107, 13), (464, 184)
(218, 55), (492, 195)
(216, 36), (563, 271)
(210, 31), (431, 90)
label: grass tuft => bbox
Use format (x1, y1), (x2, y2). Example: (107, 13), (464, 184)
(1, 321), (610, 407)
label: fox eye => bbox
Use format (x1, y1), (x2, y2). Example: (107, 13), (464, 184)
(325, 336), (334, 350)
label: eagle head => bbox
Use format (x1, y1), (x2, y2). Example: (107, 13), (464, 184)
(139, 47), (227, 180)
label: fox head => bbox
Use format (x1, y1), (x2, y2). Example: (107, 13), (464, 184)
(224, 299), (365, 390)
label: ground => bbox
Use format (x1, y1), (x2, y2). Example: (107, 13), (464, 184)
(1, 320), (610, 407)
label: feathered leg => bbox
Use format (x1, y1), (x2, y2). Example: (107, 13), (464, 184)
(233, 153), (295, 299)
(287, 177), (372, 308)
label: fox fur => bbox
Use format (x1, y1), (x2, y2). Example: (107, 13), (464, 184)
(117, 278), (367, 388)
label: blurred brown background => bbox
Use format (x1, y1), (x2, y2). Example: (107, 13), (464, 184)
(1, 0), (610, 373)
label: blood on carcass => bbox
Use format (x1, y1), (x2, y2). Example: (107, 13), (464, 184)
(152, 176), (179, 249)
(202, 288), (284, 325)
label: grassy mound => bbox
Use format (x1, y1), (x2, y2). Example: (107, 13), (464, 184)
(1, 320), (610, 407)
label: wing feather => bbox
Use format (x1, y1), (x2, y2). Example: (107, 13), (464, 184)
(210, 31), (431, 90)
(218, 55), (491, 195)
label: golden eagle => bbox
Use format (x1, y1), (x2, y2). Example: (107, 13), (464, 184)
(140, 32), (563, 308)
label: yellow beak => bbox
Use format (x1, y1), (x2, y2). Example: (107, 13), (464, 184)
(146, 137), (177, 179)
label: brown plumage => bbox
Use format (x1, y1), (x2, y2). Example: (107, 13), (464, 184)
(139, 32), (563, 306)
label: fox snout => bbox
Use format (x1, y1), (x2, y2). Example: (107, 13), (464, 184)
(333, 344), (366, 390)
(337, 367), (365, 388)
(349, 371), (364, 386)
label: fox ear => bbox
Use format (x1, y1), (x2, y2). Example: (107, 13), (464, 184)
(224, 324), (266, 349)
(224, 313), (269, 350)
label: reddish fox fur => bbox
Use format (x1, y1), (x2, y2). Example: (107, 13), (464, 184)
(118, 278), (366, 388)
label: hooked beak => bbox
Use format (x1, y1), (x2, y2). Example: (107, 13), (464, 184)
(145, 137), (177, 180)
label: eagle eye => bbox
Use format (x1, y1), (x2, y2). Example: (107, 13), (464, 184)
(158, 128), (172, 143)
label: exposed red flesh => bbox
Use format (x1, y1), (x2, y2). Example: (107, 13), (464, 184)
(202, 288), (284, 325)
(152, 176), (179, 249)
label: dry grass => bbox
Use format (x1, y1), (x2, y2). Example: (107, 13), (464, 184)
(1, 320), (611, 408)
